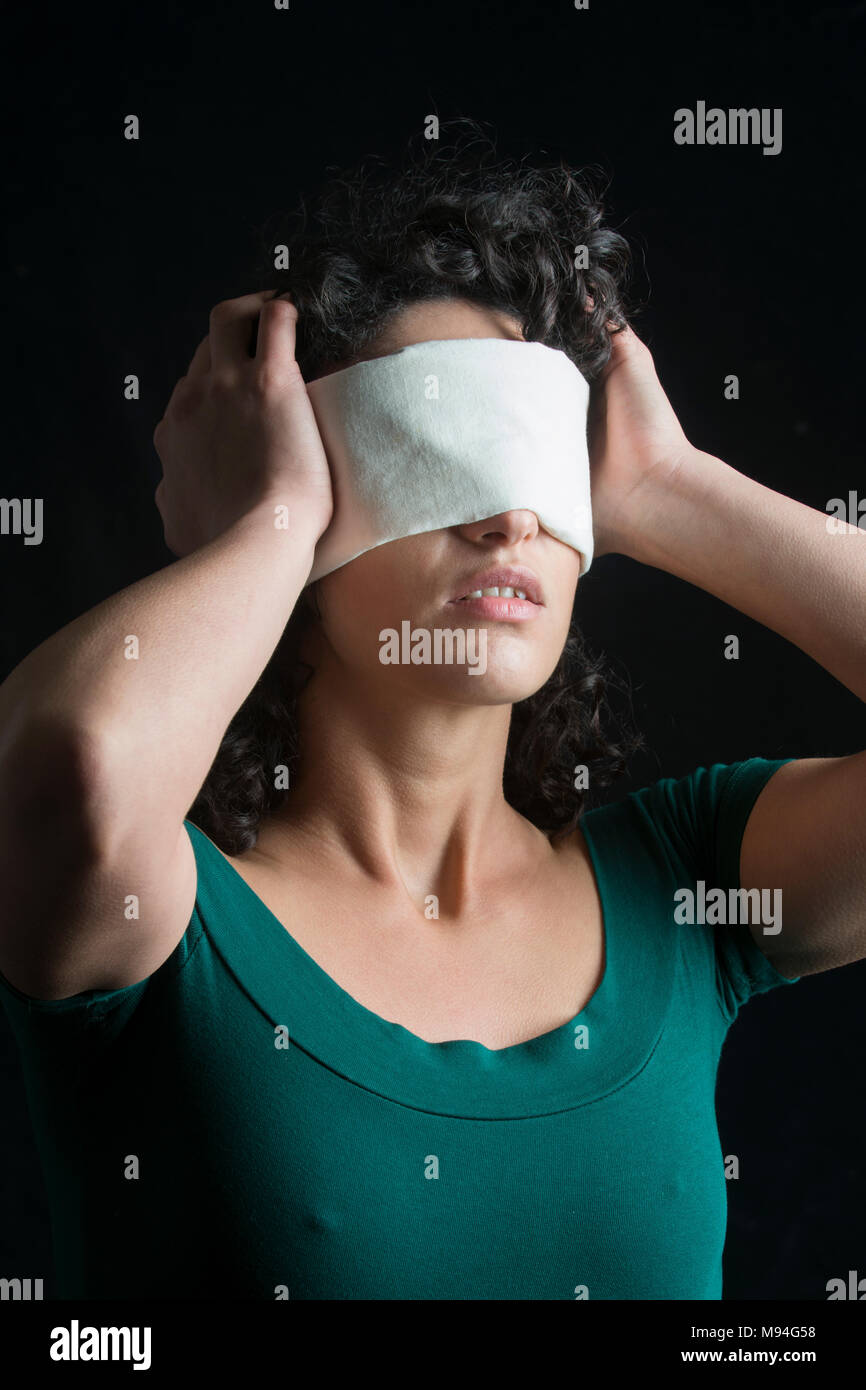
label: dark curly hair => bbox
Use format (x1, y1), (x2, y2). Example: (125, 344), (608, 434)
(189, 117), (646, 855)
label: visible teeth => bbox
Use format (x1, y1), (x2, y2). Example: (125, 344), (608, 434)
(459, 586), (529, 600)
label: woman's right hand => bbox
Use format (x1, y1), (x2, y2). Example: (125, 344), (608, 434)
(153, 291), (334, 558)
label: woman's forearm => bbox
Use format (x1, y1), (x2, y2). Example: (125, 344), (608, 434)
(618, 448), (866, 708)
(0, 497), (320, 849)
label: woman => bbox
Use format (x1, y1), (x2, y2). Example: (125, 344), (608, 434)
(1, 131), (864, 1301)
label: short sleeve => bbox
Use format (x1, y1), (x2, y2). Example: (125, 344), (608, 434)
(625, 756), (801, 1023)
(0, 910), (202, 1086)
(0, 968), (148, 1047)
(0, 971), (151, 1130)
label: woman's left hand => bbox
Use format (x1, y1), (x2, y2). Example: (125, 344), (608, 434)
(587, 324), (701, 558)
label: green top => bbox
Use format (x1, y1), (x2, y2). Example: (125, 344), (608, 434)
(0, 757), (799, 1300)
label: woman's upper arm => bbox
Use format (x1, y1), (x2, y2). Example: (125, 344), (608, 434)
(739, 751), (866, 978)
(0, 724), (198, 1000)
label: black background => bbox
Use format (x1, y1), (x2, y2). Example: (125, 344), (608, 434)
(2, 0), (865, 1300)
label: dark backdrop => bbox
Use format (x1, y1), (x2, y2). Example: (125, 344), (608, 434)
(3, 0), (865, 1300)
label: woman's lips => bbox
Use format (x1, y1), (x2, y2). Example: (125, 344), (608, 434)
(446, 594), (541, 621)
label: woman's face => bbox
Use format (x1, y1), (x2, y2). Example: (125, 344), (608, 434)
(306, 298), (582, 706)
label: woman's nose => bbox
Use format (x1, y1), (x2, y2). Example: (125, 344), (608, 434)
(453, 509), (540, 547)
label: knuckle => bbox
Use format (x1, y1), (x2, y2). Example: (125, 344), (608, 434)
(253, 363), (288, 395)
(165, 374), (190, 407)
(166, 375), (203, 421)
(210, 368), (238, 398)
(175, 376), (202, 408)
(209, 299), (233, 327)
(259, 364), (306, 401)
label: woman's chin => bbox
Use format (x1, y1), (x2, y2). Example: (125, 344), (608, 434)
(378, 661), (549, 707)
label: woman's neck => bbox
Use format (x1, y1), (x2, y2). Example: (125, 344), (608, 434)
(254, 661), (554, 914)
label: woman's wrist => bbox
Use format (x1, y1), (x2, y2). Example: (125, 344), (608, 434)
(227, 487), (332, 554)
(603, 447), (729, 568)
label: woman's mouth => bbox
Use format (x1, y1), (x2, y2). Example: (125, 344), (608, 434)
(447, 587), (541, 621)
(458, 586), (528, 600)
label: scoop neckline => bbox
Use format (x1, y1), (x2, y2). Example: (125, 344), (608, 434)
(183, 804), (673, 1118)
(194, 819), (609, 1053)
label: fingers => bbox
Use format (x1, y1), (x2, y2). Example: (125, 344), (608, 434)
(598, 323), (647, 380)
(255, 294), (299, 372)
(208, 290), (274, 369)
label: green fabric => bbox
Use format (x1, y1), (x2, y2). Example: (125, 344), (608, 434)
(0, 756), (800, 1300)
